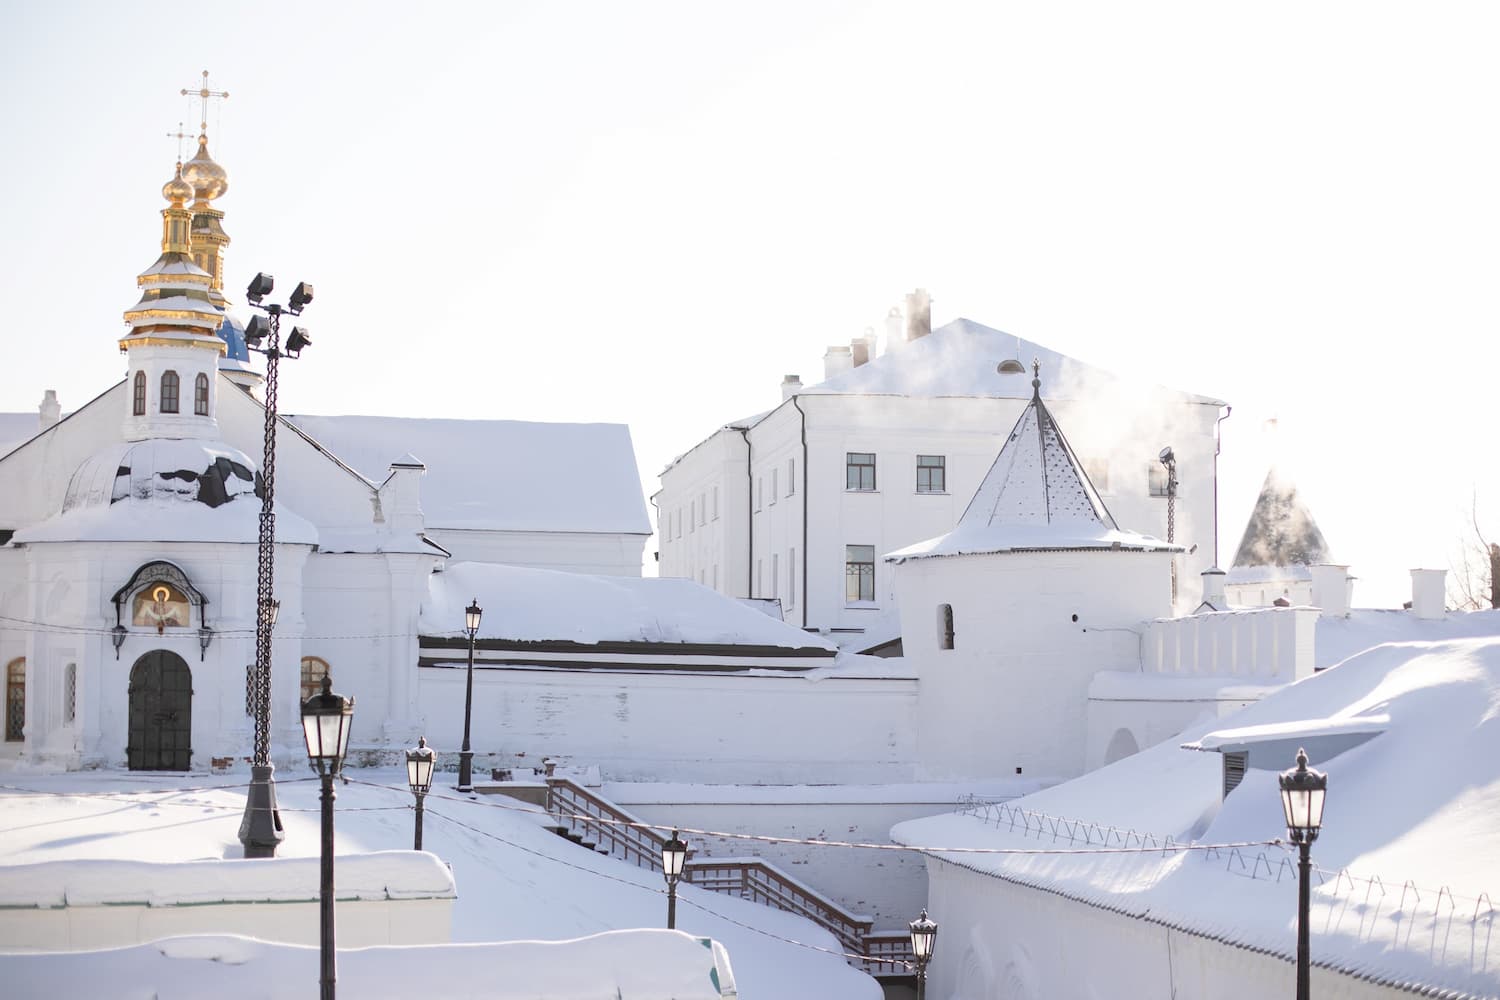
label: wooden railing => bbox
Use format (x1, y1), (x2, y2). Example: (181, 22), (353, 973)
(544, 777), (914, 975)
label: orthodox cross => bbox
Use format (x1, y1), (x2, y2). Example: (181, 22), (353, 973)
(166, 121), (194, 162)
(181, 70), (229, 136)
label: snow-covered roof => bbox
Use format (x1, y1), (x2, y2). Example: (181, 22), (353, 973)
(894, 635), (1500, 997)
(888, 375), (1176, 561)
(284, 414), (651, 535)
(1231, 465), (1331, 570)
(0, 412), (40, 457)
(421, 561), (837, 652)
(801, 318), (1224, 405)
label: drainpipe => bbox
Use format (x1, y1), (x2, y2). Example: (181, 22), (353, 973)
(735, 425), (753, 597)
(791, 394), (810, 628)
(648, 493), (661, 568)
(1213, 405), (1232, 567)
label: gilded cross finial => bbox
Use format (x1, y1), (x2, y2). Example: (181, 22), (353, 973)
(181, 70), (229, 137)
(166, 121), (194, 162)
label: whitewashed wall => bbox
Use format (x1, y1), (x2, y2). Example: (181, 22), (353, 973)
(416, 665), (919, 784)
(424, 527), (646, 577)
(896, 548), (1174, 782)
(924, 857), (1415, 1000)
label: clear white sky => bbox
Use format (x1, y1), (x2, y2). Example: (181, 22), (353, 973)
(3, 1), (1497, 607)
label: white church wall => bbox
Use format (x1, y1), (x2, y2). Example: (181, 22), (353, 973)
(896, 549), (1174, 781)
(924, 856), (1412, 1000)
(1141, 606), (1317, 682)
(415, 665), (919, 784)
(1085, 687), (1261, 773)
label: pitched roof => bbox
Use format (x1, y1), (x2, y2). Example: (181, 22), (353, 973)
(801, 318), (1224, 405)
(888, 372), (1176, 561)
(1230, 466), (1330, 570)
(283, 414), (652, 535)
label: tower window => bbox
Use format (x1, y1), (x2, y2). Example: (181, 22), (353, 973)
(194, 373), (210, 416)
(160, 371), (180, 414)
(132, 371), (147, 416)
(938, 604), (955, 649)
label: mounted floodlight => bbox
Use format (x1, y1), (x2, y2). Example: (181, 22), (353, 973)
(998, 359), (1027, 375)
(1159, 446), (1176, 466)
(247, 272), (275, 305)
(284, 327), (311, 357)
(243, 315), (271, 349)
(288, 281), (315, 314)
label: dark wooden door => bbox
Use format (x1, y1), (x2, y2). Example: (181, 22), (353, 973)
(128, 651), (192, 770)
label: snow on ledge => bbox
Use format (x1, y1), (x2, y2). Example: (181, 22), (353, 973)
(0, 850), (455, 908)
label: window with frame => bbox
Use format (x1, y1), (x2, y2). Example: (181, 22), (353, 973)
(916, 455), (946, 493)
(846, 452), (876, 491)
(787, 458), (795, 496)
(1148, 463), (1170, 497)
(5, 658), (23, 742)
(771, 553), (779, 598)
(64, 663), (76, 725)
(301, 657), (330, 703)
(712, 486), (719, 520)
(770, 468), (778, 504)
(194, 373), (210, 416)
(160, 371), (180, 413)
(787, 547), (796, 607)
(132, 371), (147, 416)
(938, 604), (955, 649)
(845, 544), (876, 603)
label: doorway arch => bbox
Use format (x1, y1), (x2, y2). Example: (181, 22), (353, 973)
(128, 650), (193, 770)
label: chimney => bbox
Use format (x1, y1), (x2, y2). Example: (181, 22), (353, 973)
(823, 345), (853, 380)
(1410, 568), (1447, 620)
(1309, 564), (1350, 618)
(1200, 566), (1227, 610)
(380, 453), (427, 536)
(905, 288), (932, 341)
(885, 306), (903, 350)
(850, 338), (869, 367)
(38, 390), (60, 430)
(781, 374), (803, 401)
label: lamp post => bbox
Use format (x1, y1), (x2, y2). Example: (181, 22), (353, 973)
(301, 674), (354, 1000)
(457, 599), (482, 793)
(237, 271), (313, 859)
(1158, 446), (1178, 544)
(909, 908), (937, 1000)
(1279, 748), (1327, 1000)
(661, 829), (688, 929)
(406, 737), (436, 851)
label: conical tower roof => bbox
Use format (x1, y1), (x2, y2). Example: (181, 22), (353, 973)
(1230, 466), (1330, 569)
(889, 365), (1177, 562)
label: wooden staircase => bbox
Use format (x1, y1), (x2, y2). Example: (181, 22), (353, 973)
(544, 776), (914, 978)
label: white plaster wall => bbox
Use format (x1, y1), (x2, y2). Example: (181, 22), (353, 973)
(0, 383), (128, 532)
(1085, 693), (1260, 773)
(1141, 607), (1318, 682)
(0, 897), (451, 953)
(416, 666), (919, 784)
(925, 857), (1415, 1000)
(896, 549), (1174, 781)
(657, 428), (747, 596)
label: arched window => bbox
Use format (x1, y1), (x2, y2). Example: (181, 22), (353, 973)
(301, 656), (330, 703)
(64, 663), (76, 725)
(194, 373), (209, 416)
(5, 658), (23, 742)
(160, 371), (180, 413)
(132, 371), (147, 415)
(937, 604), (955, 650)
(132, 582), (191, 632)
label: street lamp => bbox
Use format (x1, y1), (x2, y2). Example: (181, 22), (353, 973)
(457, 599), (482, 793)
(909, 908), (937, 1000)
(662, 829), (688, 930)
(1279, 748), (1327, 1000)
(301, 674), (354, 1000)
(406, 736), (436, 851)
(238, 271), (314, 860)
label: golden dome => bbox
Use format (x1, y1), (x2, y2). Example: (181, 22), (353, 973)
(162, 162), (194, 206)
(182, 134), (228, 202)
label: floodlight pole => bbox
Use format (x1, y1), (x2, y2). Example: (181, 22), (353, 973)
(238, 273), (312, 859)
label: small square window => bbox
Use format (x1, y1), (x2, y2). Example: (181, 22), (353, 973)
(846, 453), (876, 491)
(1148, 464), (1170, 497)
(916, 455), (945, 493)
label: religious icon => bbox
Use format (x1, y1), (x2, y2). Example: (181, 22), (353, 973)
(132, 583), (188, 633)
